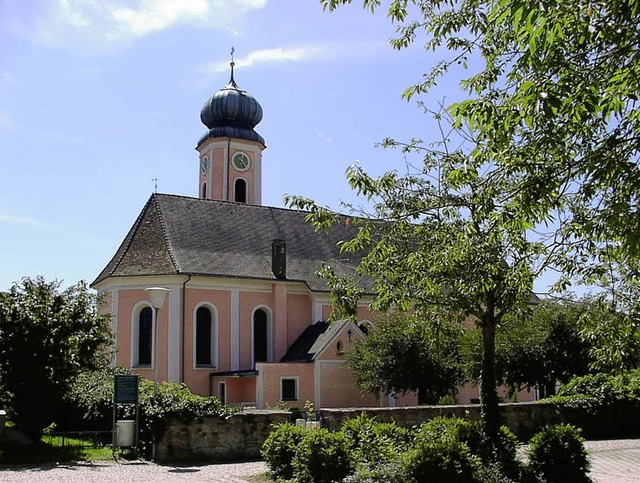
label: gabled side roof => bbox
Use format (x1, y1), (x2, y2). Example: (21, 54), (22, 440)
(280, 319), (363, 362)
(92, 193), (370, 292)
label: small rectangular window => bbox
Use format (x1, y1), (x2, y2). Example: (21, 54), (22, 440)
(281, 378), (298, 402)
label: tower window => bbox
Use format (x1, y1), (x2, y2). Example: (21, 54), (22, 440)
(235, 178), (247, 203)
(202, 182), (207, 199)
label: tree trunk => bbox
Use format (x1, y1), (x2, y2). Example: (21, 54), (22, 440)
(480, 313), (501, 459)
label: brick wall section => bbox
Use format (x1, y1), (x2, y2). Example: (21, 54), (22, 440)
(156, 403), (563, 462)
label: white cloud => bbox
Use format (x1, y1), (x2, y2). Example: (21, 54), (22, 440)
(209, 46), (325, 73)
(317, 131), (333, 143)
(0, 214), (48, 228)
(37, 0), (267, 48)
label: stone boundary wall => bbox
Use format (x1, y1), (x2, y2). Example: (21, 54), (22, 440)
(156, 402), (564, 462)
(320, 402), (562, 438)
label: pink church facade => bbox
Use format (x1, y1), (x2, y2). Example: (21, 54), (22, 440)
(93, 63), (534, 409)
(92, 63), (418, 409)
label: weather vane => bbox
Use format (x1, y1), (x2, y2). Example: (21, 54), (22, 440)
(152, 178), (158, 193)
(229, 47), (237, 85)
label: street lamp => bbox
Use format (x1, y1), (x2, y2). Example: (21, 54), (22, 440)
(145, 287), (170, 395)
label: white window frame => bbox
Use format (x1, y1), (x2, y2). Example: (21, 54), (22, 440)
(193, 302), (219, 369)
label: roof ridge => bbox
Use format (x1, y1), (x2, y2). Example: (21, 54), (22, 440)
(91, 195), (155, 285)
(153, 194), (181, 273)
(153, 192), (352, 218)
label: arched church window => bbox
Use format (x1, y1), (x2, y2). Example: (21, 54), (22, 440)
(195, 306), (215, 366)
(235, 178), (247, 203)
(253, 308), (268, 364)
(138, 306), (153, 366)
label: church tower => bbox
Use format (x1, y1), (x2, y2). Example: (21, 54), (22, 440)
(197, 59), (265, 205)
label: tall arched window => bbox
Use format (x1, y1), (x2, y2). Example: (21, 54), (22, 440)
(194, 304), (217, 368)
(253, 308), (268, 365)
(201, 182), (207, 199)
(234, 178), (247, 203)
(138, 306), (153, 366)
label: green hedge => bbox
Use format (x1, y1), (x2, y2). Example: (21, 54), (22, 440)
(57, 367), (237, 456)
(546, 369), (640, 438)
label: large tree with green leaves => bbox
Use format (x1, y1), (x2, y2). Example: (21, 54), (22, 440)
(0, 277), (112, 440)
(346, 311), (463, 404)
(312, 0), (640, 456)
(320, 0), (640, 282)
(287, 126), (546, 456)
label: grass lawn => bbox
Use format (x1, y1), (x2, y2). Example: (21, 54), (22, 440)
(0, 430), (113, 465)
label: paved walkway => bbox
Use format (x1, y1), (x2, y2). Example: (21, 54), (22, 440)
(0, 439), (638, 482)
(585, 439), (640, 482)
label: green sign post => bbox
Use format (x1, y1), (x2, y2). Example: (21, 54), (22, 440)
(113, 375), (139, 451)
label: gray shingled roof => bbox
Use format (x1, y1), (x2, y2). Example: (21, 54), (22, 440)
(93, 193), (369, 292)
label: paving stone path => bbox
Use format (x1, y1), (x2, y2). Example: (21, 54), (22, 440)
(0, 439), (639, 482)
(0, 459), (268, 482)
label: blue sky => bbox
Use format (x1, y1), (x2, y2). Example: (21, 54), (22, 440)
(0, 0), (556, 294)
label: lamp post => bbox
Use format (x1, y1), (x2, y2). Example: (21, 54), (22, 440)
(145, 287), (170, 395)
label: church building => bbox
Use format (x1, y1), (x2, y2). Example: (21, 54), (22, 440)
(92, 62), (417, 409)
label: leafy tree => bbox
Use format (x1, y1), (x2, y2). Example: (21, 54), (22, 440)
(0, 277), (112, 440)
(286, 125), (545, 455)
(319, 1), (640, 281)
(579, 298), (640, 373)
(464, 299), (593, 397)
(314, 0), (640, 454)
(346, 311), (463, 404)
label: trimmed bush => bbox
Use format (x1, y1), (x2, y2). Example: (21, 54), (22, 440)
(528, 424), (590, 482)
(292, 429), (353, 483)
(416, 416), (520, 475)
(340, 414), (411, 467)
(261, 423), (310, 481)
(403, 437), (483, 483)
(342, 462), (406, 483)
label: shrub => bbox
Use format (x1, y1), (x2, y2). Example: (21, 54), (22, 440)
(340, 414), (411, 467)
(261, 423), (310, 481)
(58, 367), (237, 457)
(292, 429), (353, 483)
(527, 424), (590, 482)
(403, 437), (483, 483)
(342, 462), (406, 483)
(417, 416), (521, 478)
(438, 394), (457, 405)
(416, 417), (521, 478)
(546, 369), (640, 437)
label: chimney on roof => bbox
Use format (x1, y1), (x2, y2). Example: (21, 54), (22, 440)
(272, 239), (286, 280)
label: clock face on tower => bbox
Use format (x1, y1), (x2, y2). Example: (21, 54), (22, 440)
(200, 157), (209, 174)
(232, 152), (250, 172)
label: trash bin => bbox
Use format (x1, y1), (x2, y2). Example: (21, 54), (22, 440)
(115, 420), (136, 447)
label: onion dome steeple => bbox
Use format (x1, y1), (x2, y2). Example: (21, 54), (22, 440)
(198, 58), (265, 148)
